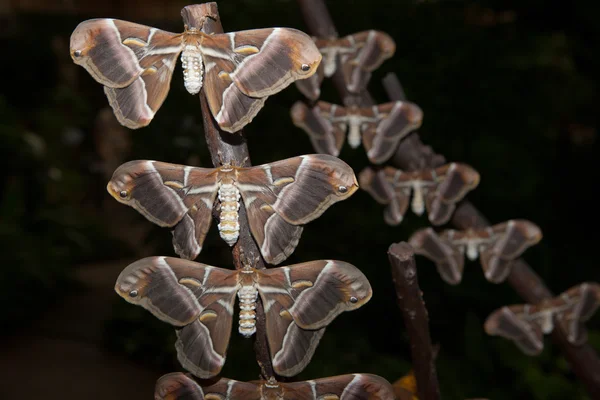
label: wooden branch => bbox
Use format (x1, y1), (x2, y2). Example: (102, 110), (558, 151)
(383, 72), (600, 396)
(295, 0), (600, 396)
(388, 242), (441, 400)
(181, 3), (274, 380)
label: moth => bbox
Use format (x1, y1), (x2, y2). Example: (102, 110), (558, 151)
(107, 154), (357, 265)
(116, 257), (372, 378)
(291, 100), (423, 164)
(409, 220), (543, 284)
(155, 372), (395, 399)
(360, 163), (480, 226)
(69, 16), (321, 132)
(484, 283), (600, 355)
(294, 30), (395, 97)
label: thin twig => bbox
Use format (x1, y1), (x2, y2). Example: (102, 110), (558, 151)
(389, 242), (441, 400)
(383, 72), (600, 396)
(181, 3), (274, 380)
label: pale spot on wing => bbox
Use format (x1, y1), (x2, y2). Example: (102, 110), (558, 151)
(200, 310), (218, 322)
(179, 277), (202, 287)
(273, 177), (294, 186)
(234, 45), (260, 55)
(123, 37), (148, 47)
(292, 280), (314, 289)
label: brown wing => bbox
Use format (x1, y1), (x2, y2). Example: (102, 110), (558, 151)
(256, 260), (371, 377)
(200, 28), (321, 133)
(554, 283), (600, 345)
(107, 160), (219, 260)
(479, 220), (542, 283)
(237, 155), (358, 264)
(290, 101), (343, 156)
(115, 257), (239, 378)
(339, 30), (396, 93)
(409, 228), (465, 285)
(70, 19), (183, 128)
(362, 101), (423, 164)
(424, 163), (480, 225)
(380, 167), (414, 225)
(484, 305), (545, 355)
(295, 62), (325, 101)
(155, 372), (205, 400)
(283, 374), (396, 399)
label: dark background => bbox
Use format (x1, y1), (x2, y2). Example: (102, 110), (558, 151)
(1, 0), (599, 399)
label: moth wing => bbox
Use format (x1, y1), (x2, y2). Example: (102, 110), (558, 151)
(237, 155), (358, 264)
(382, 167), (413, 225)
(115, 257), (238, 378)
(201, 379), (262, 399)
(358, 167), (393, 205)
(555, 283), (600, 345)
(262, 297), (326, 377)
(200, 28), (321, 133)
(295, 62), (325, 101)
(409, 228), (465, 285)
(155, 373), (205, 400)
(258, 260), (372, 330)
(362, 101), (423, 164)
(70, 19), (183, 128)
(484, 306), (544, 355)
(107, 160), (219, 260)
(425, 163), (480, 225)
(340, 30), (396, 93)
(290, 101), (344, 156)
(283, 374), (395, 400)
(480, 220), (542, 283)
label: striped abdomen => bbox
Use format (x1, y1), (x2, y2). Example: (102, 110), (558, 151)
(181, 45), (203, 95)
(217, 183), (240, 245)
(237, 285), (258, 337)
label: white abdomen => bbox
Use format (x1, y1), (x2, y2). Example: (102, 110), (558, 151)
(237, 285), (258, 337)
(217, 183), (240, 245)
(181, 45), (203, 95)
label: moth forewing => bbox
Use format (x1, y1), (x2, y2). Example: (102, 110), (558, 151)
(484, 306), (545, 356)
(155, 373), (396, 400)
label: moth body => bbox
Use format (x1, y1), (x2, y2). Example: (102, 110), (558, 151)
(181, 45), (204, 95)
(466, 240), (480, 261)
(347, 115), (363, 148)
(411, 182), (425, 215)
(217, 182), (241, 246)
(237, 275), (258, 337)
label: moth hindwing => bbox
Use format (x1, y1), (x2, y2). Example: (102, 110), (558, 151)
(484, 282), (600, 355)
(360, 163), (480, 226)
(291, 100), (423, 164)
(409, 220), (543, 285)
(106, 154), (358, 264)
(70, 16), (322, 132)
(155, 372), (395, 399)
(115, 257), (372, 378)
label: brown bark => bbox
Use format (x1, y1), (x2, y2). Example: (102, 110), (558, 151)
(388, 242), (441, 400)
(181, 3), (274, 380)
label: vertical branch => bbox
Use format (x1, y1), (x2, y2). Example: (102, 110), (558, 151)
(388, 242), (441, 400)
(181, 3), (274, 380)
